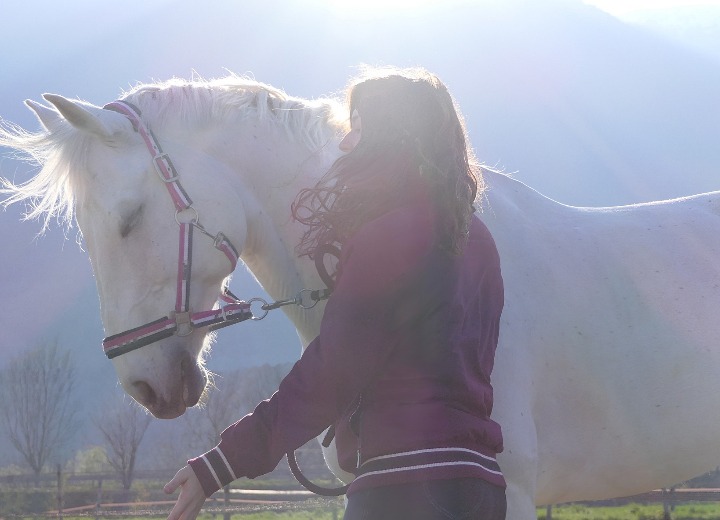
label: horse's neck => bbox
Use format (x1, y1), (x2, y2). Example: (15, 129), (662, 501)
(243, 211), (324, 346)
(210, 120), (339, 346)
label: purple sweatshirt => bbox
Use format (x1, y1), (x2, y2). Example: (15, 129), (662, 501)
(189, 200), (505, 496)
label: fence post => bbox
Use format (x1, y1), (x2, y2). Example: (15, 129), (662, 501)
(662, 488), (673, 520)
(224, 484), (231, 520)
(95, 478), (103, 520)
(56, 464), (63, 519)
(546, 504), (553, 520)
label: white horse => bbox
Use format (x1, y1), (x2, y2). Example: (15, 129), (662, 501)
(2, 77), (719, 519)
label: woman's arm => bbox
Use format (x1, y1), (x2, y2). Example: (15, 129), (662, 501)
(186, 208), (434, 496)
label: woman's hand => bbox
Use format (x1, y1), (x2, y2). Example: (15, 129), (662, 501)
(164, 465), (207, 520)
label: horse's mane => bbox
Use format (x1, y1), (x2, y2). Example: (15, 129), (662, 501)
(0, 75), (346, 231)
(124, 74), (345, 151)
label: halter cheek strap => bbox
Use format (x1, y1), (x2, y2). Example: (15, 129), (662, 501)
(101, 100), (251, 359)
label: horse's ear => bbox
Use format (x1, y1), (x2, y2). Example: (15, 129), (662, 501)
(42, 93), (114, 139)
(25, 99), (62, 132)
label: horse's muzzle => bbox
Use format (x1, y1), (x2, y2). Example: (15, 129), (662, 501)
(129, 351), (207, 419)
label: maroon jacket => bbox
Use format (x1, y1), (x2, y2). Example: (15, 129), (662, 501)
(189, 200), (505, 496)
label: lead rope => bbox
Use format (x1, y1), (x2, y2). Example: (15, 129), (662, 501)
(285, 244), (350, 496)
(287, 448), (349, 497)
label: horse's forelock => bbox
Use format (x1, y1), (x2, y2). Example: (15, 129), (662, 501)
(0, 118), (91, 232)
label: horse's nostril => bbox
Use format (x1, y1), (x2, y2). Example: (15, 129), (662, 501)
(180, 354), (191, 375)
(131, 380), (156, 408)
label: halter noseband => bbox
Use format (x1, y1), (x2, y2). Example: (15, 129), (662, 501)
(100, 100), (252, 360)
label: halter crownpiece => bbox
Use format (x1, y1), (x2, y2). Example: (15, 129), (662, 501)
(101, 100), (250, 359)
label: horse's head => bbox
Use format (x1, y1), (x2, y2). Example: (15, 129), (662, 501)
(3, 78), (344, 418)
(21, 95), (248, 418)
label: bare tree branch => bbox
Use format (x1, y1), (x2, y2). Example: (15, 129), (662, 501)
(0, 342), (78, 480)
(94, 397), (152, 490)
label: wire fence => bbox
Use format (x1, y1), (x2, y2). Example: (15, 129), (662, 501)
(0, 446), (343, 518)
(2, 479), (344, 519)
(4, 463), (720, 520)
(42, 495), (345, 519)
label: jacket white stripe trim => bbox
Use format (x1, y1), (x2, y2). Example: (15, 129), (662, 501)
(201, 454), (223, 489)
(216, 446), (238, 481)
(362, 447), (497, 465)
(355, 460), (504, 480)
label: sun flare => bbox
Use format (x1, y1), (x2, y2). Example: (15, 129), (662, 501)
(324, 0), (466, 18)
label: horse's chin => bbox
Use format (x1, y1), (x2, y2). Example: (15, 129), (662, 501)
(149, 402), (188, 420)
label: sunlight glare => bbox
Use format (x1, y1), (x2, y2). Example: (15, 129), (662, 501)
(325, 0), (466, 19)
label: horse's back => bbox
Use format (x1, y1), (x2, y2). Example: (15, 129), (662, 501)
(484, 172), (720, 504)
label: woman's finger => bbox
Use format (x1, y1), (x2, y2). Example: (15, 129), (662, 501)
(164, 465), (190, 494)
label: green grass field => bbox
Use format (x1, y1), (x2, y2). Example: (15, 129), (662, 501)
(206, 503), (720, 520)
(45, 502), (720, 520)
(538, 503), (720, 520)
(204, 502), (720, 520)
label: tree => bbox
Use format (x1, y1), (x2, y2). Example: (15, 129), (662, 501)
(95, 397), (152, 490)
(0, 343), (78, 481)
(69, 446), (111, 474)
(237, 363), (292, 412)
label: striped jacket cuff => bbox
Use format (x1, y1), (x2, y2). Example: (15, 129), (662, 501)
(188, 446), (238, 497)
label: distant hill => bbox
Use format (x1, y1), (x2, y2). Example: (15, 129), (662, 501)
(621, 4), (720, 64)
(438, 0), (720, 206)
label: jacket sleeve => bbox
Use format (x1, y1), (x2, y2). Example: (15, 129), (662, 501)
(188, 216), (432, 496)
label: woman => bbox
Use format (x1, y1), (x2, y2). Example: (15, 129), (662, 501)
(165, 66), (506, 520)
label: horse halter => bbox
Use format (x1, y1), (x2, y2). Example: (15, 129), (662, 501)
(101, 100), (344, 496)
(100, 100), (252, 360)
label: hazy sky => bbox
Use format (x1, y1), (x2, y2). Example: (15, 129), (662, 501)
(299, 0), (720, 20)
(584, 0), (720, 16)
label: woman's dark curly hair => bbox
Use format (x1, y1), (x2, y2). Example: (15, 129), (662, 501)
(292, 66), (484, 258)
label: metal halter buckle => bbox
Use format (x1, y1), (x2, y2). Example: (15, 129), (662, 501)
(153, 152), (179, 182)
(172, 311), (193, 337)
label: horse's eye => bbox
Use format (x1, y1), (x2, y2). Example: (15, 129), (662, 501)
(120, 205), (144, 238)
